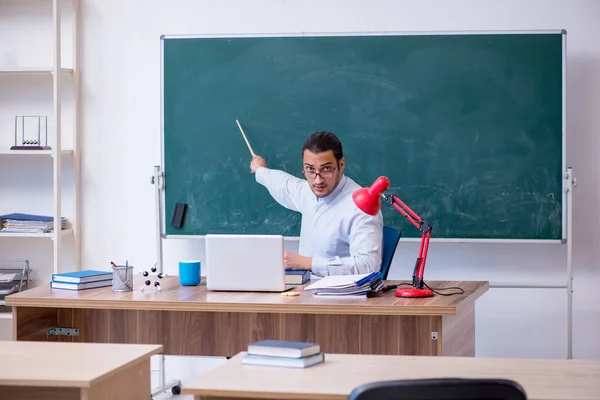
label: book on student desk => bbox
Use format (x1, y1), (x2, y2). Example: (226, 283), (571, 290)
(242, 352), (324, 369)
(284, 269), (310, 285)
(51, 270), (112, 284)
(247, 339), (320, 358)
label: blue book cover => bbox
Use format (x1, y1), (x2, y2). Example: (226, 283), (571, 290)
(52, 270), (112, 284)
(247, 339), (320, 358)
(0, 213), (55, 222)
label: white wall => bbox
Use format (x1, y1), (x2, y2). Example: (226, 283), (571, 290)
(4, 0), (599, 359)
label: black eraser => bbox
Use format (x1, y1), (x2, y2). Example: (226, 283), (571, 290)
(171, 202), (187, 228)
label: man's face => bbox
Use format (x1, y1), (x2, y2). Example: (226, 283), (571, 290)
(302, 149), (345, 198)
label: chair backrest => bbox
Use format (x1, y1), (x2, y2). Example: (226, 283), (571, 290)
(380, 226), (402, 280)
(348, 378), (528, 400)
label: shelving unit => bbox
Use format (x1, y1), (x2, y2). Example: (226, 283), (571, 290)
(0, 0), (81, 278)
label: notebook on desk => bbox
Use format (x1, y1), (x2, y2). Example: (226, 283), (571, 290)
(205, 234), (293, 292)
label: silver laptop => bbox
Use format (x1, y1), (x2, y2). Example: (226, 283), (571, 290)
(205, 234), (290, 292)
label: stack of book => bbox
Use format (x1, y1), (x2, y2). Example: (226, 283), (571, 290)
(304, 271), (384, 297)
(0, 213), (67, 233)
(242, 340), (324, 368)
(50, 270), (113, 291)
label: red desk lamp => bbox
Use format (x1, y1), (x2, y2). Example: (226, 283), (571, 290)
(352, 176), (434, 298)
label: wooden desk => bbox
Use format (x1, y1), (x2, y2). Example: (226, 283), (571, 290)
(183, 352), (600, 400)
(0, 341), (162, 400)
(6, 277), (487, 357)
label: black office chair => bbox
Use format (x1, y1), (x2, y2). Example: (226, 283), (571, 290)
(348, 378), (527, 400)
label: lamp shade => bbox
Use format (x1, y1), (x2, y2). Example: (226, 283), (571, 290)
(352, 176), (390, 216)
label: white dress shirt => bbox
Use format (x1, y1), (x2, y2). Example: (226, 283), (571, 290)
(255, 167), (383, 277)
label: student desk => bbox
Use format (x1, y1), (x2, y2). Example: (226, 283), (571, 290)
(0, 341), (162, 400)
(182, 352), (600, 400)
(6, 276), (487, 357)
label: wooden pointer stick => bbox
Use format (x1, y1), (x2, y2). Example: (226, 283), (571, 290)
(236, 119), (256, 157)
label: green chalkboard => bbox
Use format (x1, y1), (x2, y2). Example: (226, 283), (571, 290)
(162, 32), (565, 240)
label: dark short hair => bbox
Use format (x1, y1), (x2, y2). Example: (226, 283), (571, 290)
(301, 131), (343, 162)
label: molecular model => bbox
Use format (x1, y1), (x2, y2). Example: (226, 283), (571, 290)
(139, 262), (166, 292)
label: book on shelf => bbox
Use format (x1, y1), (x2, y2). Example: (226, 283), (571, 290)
(284, 269), (311, 285)
(243, 339), (324, 368)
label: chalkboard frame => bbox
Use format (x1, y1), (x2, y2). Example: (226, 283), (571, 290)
(158, 30), (567, 243)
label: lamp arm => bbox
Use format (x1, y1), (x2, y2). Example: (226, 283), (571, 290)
(383, 193), (432, 289)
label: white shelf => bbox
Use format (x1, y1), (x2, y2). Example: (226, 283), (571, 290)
(0, 229), (73, 239)
(0, 313), (12, 319)
(0, 149), (73, 156)
(0, 67), (73, 74)
(1, 0), (81, 278)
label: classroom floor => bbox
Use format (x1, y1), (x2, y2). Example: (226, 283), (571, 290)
(150, 354), (228, 399)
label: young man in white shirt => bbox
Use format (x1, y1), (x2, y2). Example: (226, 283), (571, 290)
(250, 131), (383, 277)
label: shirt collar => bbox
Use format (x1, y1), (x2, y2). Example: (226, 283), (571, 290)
(315, 175), (348, 204)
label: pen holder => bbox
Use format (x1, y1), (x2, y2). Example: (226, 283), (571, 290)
(112, 265), (134, 292)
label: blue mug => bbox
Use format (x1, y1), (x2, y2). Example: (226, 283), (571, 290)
(179, 260), (201, 286)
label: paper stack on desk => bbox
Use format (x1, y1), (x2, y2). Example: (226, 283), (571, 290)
(304, 272), (383, 297)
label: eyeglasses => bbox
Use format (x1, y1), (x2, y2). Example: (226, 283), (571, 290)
(303, 166), (337, 180)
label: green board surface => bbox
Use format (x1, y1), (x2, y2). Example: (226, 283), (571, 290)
(162, 32), (564, 239)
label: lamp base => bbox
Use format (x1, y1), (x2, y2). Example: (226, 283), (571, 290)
(395, 287), (434, 298)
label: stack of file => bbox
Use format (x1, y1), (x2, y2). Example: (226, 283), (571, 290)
(242, 340), (324, 368)
(0, 213), (67, 233)
(304, 272), (384, 297)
